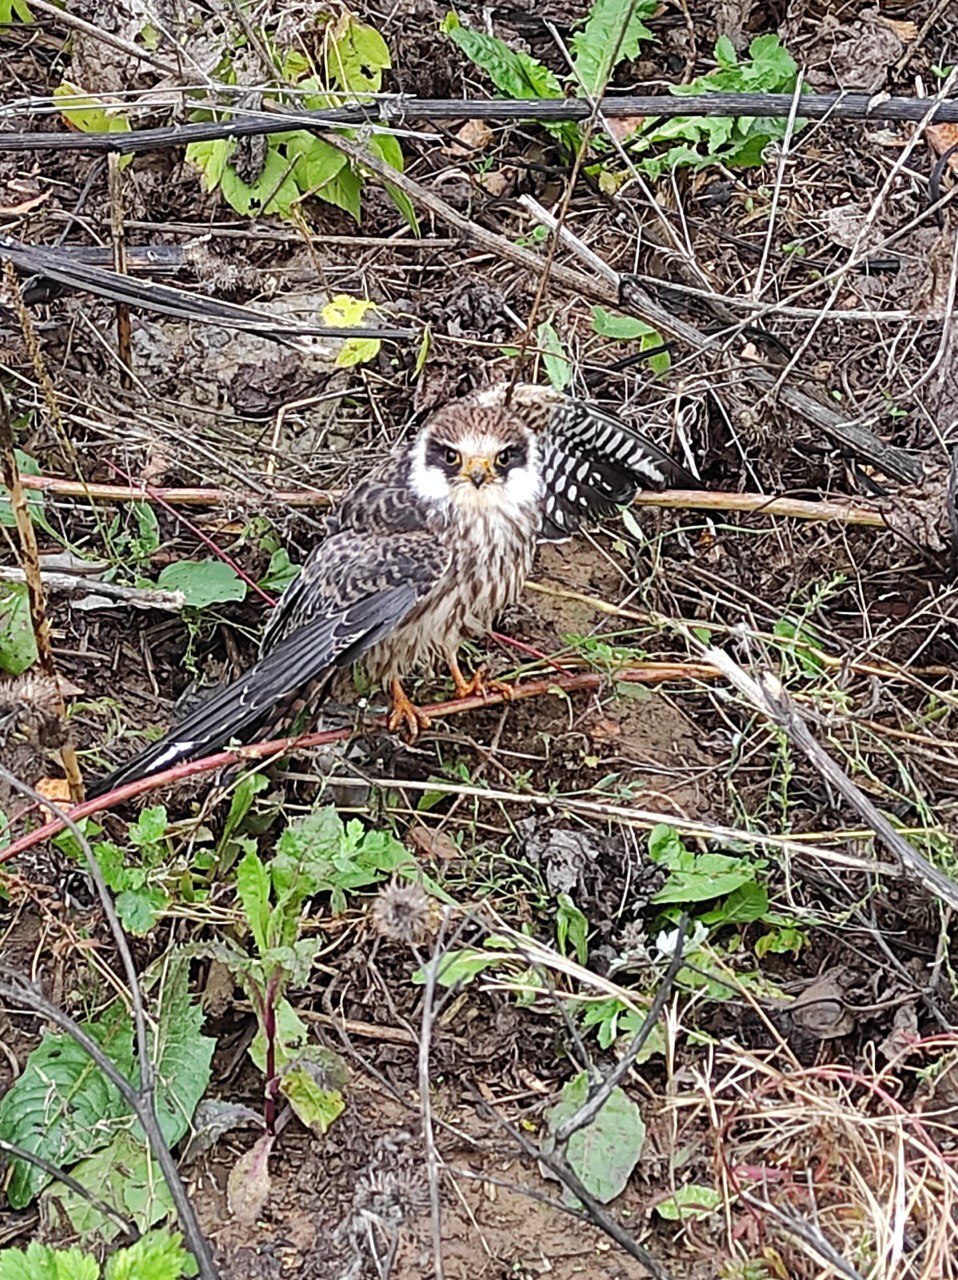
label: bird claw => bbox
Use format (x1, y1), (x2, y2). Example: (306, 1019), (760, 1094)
(452, 665), (516, 702)
(387, 680), (432, 740)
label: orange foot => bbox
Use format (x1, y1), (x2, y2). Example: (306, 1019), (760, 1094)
(387, 678), (433, 740)
(448, 657), (516, 702)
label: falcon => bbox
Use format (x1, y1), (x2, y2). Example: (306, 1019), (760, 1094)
(87, 385), (695, 797)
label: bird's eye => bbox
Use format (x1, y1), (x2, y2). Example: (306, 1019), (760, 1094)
(497, 448), (512, 468)
(443, 448), (461, 467)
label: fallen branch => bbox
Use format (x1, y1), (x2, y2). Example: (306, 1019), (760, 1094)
(0, 662), (717, 861)
(706, 647), (958, 912)
(15, 474), (893, 528)
(0, 379), (84, 799)
(0, 565), (186, 611)
(3, 93), (958, 156)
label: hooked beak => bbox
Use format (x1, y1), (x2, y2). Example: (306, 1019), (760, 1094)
(462, 456), (493, 488)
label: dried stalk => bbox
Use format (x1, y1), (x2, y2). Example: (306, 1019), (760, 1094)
(0, 385), (84, 799)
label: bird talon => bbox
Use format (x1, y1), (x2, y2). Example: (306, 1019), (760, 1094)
(388, 679), (432, 740)
(450, 663), (516, 702)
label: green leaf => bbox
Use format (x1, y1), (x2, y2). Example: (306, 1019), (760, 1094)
(591, 306), (657, 341)
(237, 848), (272, 955)
(54, 82), (132, 137)
(413, 940), (516, 988)
(714, 35), (738, 69)
(0, 449), (51, 533)
(147, 957), (215, 1148)
(316, 163), (363, 222)
(699, 880), (768, 926)
(655, 1184), (721, 1221)
(278, 1064), (345, 1135)
(537, 321), (572, 391)
(290, 133), (349, 193)
(569, 0), (656, 96)
(44, 1130), (175, 1242)
(0, 0), (33, 23)
(0, 581), (37, 674)
(115, 885), (170, 934)
(555, 893), (588, 964)
(0, 1016), (134, 1207)
(221, 144), (300, 217)
(0, 1242), (99, 1280)
(446, 21), (563, 101)
(258, 548), (300, 594)
(129, 805), (168, 848)
(545, 1071), (645, 1203)
(155, 559), (247, 608)
(104, 1230), (196, 1280)
(633, 35), (801, 177)
(327, 12), (391, 94)
(369, 134), (420, 234)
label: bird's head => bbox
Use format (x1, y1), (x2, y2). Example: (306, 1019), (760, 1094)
(411, 404), (540, 512)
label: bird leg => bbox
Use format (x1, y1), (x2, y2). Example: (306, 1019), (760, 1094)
(447, 655), (515, 702)
(387, 678), (432, 739)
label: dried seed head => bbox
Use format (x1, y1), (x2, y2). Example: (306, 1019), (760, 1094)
(0, 674), (66, 748)
(370, 878), (431, 946)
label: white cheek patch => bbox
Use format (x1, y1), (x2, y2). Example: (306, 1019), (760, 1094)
(505, 461), (542, 507)
(410, 435), (451, 502)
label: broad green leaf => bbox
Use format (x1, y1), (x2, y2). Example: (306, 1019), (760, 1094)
(699, 880), (768, 926)
(555, 892), (588, 963)
(146, 957), (215, 1147)
(0, 449), (52, 533)
(537, 320), (571, 391)
(0, 580), (37, 674)
(290, 133), (349, 193)
(115, 885), (170, 934)
(655, 1184), (722, 1220)
(155, 559), (247, 608)
(185, 138), (230, 190)
(104, 1230), (197, 1280)
(315, 162), (363, 221)
(0, 1015), (135, 1206)
(248, 998), (310, 1074)
(446, 20), (563, 100)
(369, 134), (420, 233)
(0, 1242), (99, 1280)
(652, 861), (756, 905)
(545, 1071), (645, 1203)
(570, 0), (656, 96)
(129, 805), (168, 847)
(54, 81), (132, 138)
(413, 939), (516, 988)
(279, 1064), (345, 1135)
(634, 35), (801, 176)
(327, 12), (391, 94)
(237, 848), (272, 954)
(591, 306), (657, 341)
(0, 0), (33, 22)
(43, 1130), (175, 1241)
(219, 144), (300, 217)
(258, 548), (300, 594)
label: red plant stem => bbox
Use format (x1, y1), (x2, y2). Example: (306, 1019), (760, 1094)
(104, 459), (276, 607)
(1, 663), (716, 862)
(263, 972), (280, 1136)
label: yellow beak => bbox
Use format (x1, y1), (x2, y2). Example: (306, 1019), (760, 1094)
(461, 456), (493, 488)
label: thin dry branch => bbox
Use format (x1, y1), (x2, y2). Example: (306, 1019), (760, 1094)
(14, 474), (893, 527)
(0, 385), (83, 799)
(4, 93), (958, 156)
(707, 647), (958, 912)
(0, 663), (717, 861)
